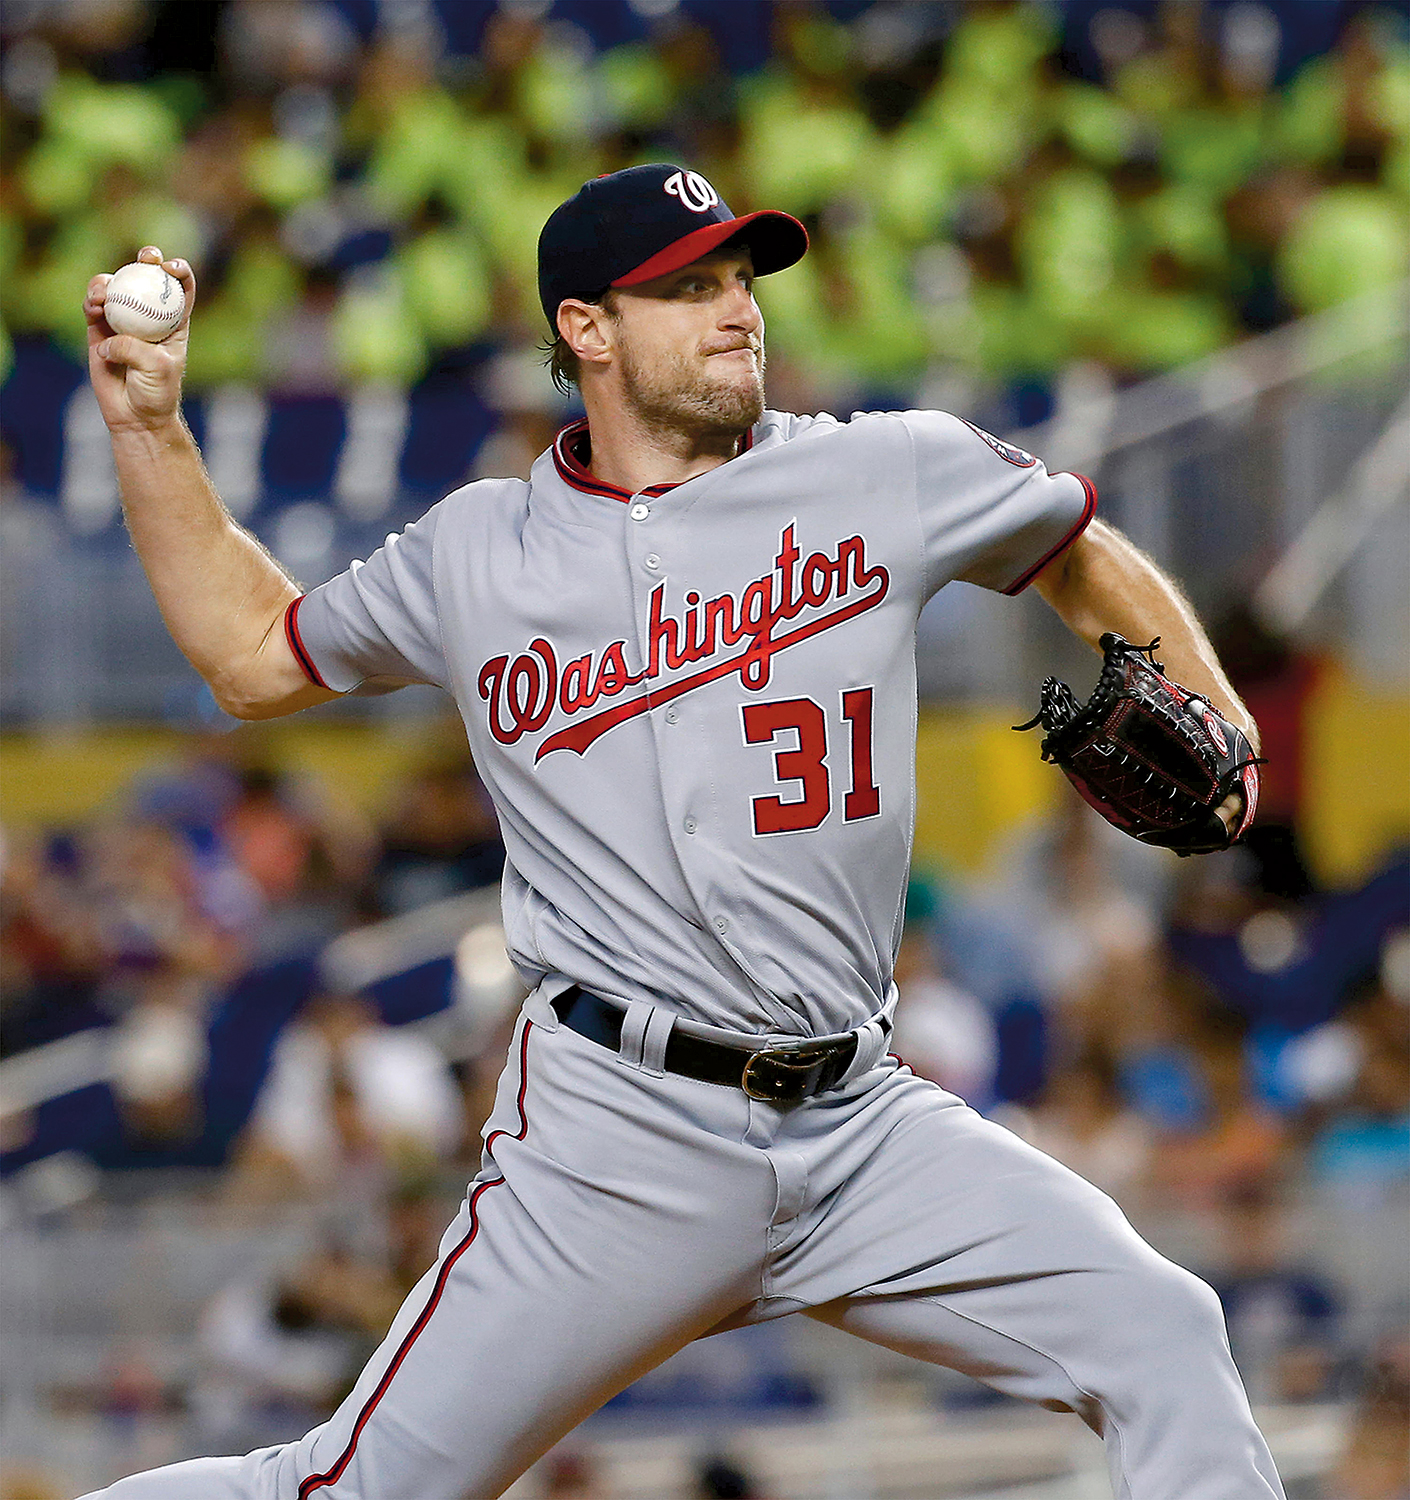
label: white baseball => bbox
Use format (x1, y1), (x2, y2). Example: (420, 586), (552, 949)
(103, 261), (184, 341)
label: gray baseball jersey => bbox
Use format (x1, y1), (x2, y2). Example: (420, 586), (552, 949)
(84, 409), (1287, 1500)
(287, 408), (1094, 1038)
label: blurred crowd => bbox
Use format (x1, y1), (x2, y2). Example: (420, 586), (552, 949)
(1, 721), (508, 1172)
(2, 0), (1408, 442)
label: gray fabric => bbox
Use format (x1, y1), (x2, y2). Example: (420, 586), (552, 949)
(900, 409), (1090, 593)
(84, 1004), (1285, 1500)
(292, 410), (1090, 1038)
(295, 504), (454, 692)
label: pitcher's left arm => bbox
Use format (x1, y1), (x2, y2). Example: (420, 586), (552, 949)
(1033, 519), (1258, 753)
(1032, 518), (1259, 838)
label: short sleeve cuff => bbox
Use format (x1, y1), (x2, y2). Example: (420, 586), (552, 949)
(284, 596), (332, 690)
(1000, 473), (1098, 596)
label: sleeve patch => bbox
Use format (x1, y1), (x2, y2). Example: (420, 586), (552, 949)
(960, 418), (1038, 469)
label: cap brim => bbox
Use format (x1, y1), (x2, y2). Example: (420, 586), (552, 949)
(610, 210), (809, 289)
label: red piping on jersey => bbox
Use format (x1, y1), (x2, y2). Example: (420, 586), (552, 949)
(1000, 473), (1098, 596)
(296, 1019), (536, 1498)
(552, 418), (754, 502)
(285, 596), (330, 689)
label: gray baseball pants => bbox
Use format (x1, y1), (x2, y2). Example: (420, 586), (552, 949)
(83, 987), (1285, 1500)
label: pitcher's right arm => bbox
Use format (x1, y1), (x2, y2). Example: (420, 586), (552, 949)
(85, 246), (340, 720)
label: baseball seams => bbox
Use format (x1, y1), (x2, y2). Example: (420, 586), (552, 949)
(105, 290), (180, 328)
(102, 262), (184, 340)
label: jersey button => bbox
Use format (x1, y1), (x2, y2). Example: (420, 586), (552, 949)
(645, 553), (661, 570)
(713, 916), (729, 933)
(629, 503), (650, 521)
(665, 707), (679, 724)
(683, 817), (697, 835)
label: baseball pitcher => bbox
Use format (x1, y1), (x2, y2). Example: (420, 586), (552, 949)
(79, 165), (1282, 1500)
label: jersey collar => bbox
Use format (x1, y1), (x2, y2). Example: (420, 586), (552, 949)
(551, 418), (755, 503)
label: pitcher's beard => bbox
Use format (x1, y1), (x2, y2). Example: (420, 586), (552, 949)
(619, 342), (766, 442)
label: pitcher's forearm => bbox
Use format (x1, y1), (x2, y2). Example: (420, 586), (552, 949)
(1034, 520), (1259, 752)
(87, 249), (337, 719)
(112, 416), (305, 712)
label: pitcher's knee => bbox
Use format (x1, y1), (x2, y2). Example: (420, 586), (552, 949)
(1115, 1253), (1230, 1366)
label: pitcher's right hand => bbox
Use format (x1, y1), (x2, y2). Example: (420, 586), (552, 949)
(85, 245), (195, 434)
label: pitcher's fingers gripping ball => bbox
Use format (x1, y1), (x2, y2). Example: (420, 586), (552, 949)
(1016, 631), (1262, 854)
(101, 260), (184, 341)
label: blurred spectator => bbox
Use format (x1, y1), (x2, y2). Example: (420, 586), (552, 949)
(1326, 1330), (1410, 1500)
(1306, 942), (1410, 1208)
(1, 827), (109, 1058)
(129, 737), (374, 959)
(6, 0), (1409, 508)
(192, 1233), (400, 1453)
(98, 1341), (176, 1460)
(0, 1469), (63, 1500)
(471, 342), (568, 482)
(219, 761), (370, 955)
(89, 815), (238, 978)
(983, 789), (1172, 1002)
(958, 790), (1174, 1084)
(0, 727), (513, 1178)
(890, 916), (997, 1106)
(695, 1454), (772, 1500)
(1167, 848), (1409, 1039)
(1205, 1188), (1341, 1404)
(381, 1176), (449, 1295)
(264, 265), (343, 394)
(540, 1448), (604, 1499)
(1212, 604), (1321, 899)
(1274, 9), (1410, 316)
(0, 440), (62, 673)
(1136, 990), (1291, 1211)
(1, 812), (239, 1122)
(227, 991), (465, 1203)
(1006, 1046), (1155, 1205)
(370, 743), (504, 917)
(107, 958), (211, 1147)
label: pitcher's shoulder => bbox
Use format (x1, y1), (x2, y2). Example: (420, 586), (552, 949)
(430, 474), (532, 535)
(756, 407), (909, 453)
(439, 474), (531, 511)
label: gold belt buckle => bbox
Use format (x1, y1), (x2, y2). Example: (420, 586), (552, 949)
(740, 1039), (836, 1105)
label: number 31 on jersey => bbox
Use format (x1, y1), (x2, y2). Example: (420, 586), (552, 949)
(740, 687), (879, 835)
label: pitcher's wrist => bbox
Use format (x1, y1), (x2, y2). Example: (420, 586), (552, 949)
(107, 409), (191, 450)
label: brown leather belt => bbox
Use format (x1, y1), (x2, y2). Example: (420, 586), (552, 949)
(550, 985), (861, 1105)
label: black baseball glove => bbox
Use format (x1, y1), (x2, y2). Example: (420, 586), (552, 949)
(1016, 632), (1262, 855)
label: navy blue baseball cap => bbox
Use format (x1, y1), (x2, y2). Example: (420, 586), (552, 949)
(537, 164), (808, 331)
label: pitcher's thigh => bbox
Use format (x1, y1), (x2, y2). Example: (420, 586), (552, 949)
(805, 1100), (1223, 1385)
(785, 1084), (1163, 1309)
(800, 1102), (1282, 1498)
(90, 1158), (766, 1500)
